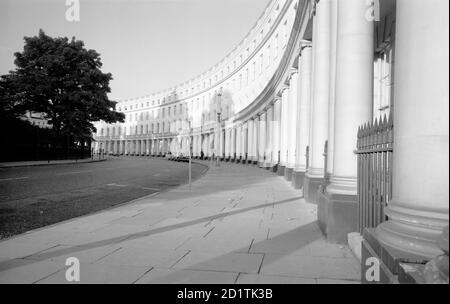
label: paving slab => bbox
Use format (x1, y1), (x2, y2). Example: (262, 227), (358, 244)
(36, 262), (151, 284)
(135, 268), (238, 284)
(236, 273), (316, 284)
(260, 253), (360, 280)
(0, 161), (361, 283)
(172, 251), (264, 274)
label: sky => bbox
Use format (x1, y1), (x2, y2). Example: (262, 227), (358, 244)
(0, 0), (271, 101)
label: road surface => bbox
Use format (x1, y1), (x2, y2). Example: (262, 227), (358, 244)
(0, 157), (207, 238)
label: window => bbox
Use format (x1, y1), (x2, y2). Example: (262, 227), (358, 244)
(274, 34), (279, 58)
(373, 45), (395, 120)
(245, 68), (249, 86)
(260, 54), (264, 74)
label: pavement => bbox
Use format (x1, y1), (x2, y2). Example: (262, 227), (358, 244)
(0, 160), (361, 284)
(0, 157), (105, 168)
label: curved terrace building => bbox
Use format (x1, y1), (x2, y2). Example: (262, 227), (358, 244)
(94, 0), (449, 282)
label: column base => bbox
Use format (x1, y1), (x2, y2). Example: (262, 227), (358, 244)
(303, 175), (323, 204)
(291, 171), (306, 189)
(277, 165), (285, 176)
(361, 228), (432, 284)
(284, 167), (293, 181)
(317, 187), (357, 243)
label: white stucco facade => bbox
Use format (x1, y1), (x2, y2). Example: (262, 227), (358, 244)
(94, 0), (449, 266)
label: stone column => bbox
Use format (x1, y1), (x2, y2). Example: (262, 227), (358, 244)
(266, 104), (274, 168)
(220, 129), (225, 160)
(318, 0), (374, 242)
(272, 97), (281, 169)
(254, 115), (260, 166)
(247, 119), (254, 163)
(326, 0), (338, 178)
(259, 112), (267, 167)
(304, 0), (332, 203)
(373, 0), (449, 259)
(286, 69), (299, 181)
(230, 128), (236, 161)
(208, 134), (212, 159)
(225, 129), (230, 160)
(278, 87), (289, 175)
(236, 125), (242, 162)
(198, 135), (202, 158)
(202, 135), (206, 158)
(242, 123), (248, 163)
(293, 42), (312, 189)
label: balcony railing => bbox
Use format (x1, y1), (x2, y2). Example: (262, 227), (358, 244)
(355, 114), (393, 234)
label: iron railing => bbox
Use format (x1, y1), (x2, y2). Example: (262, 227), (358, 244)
(355, 114), (393, 233)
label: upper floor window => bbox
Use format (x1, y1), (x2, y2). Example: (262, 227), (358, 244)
(260, 54), (264, 74)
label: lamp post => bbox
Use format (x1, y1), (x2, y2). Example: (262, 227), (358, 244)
(188, 120), (192, 189)
(216, 91), (222, 167)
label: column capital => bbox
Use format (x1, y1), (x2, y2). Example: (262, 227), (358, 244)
(278, 85), (289, 96)
(288, 68), (299, 79)
(299, 40), (312, 52)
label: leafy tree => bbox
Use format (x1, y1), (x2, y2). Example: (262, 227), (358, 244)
(0, 29), (124, 144)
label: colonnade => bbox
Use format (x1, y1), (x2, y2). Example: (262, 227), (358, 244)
(95, 0), (448, 265)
